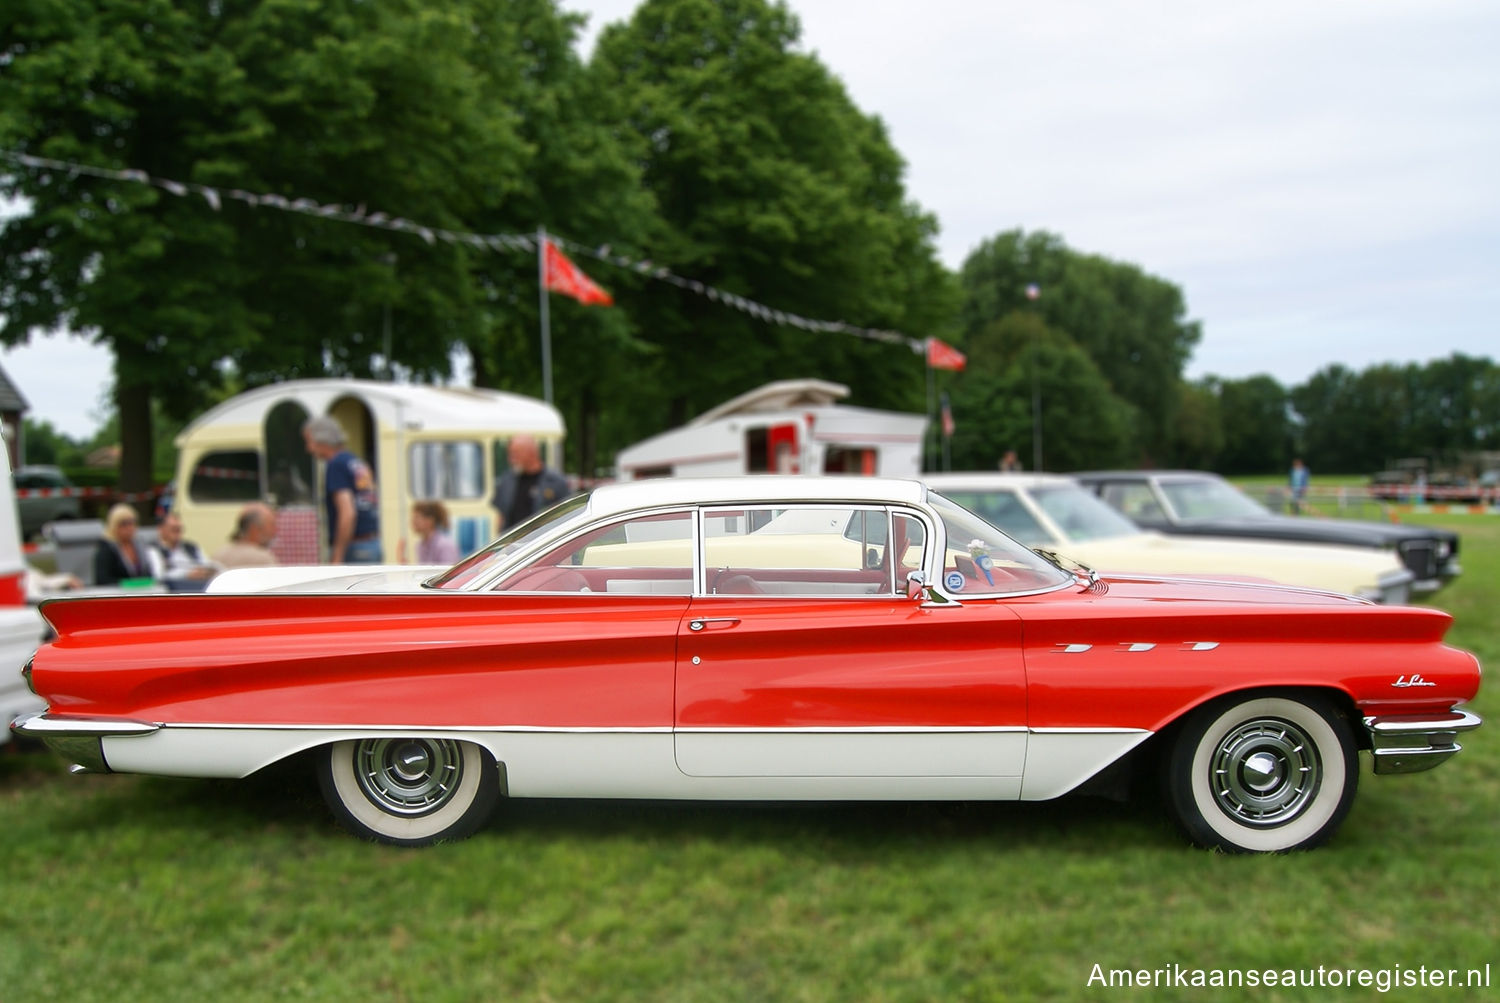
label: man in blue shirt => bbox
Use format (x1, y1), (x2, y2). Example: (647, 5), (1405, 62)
(1289, 457), (1310, 515)
(303, 416), (382, 563)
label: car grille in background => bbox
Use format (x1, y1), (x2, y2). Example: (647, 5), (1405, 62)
(1397, 540), (1438, 580)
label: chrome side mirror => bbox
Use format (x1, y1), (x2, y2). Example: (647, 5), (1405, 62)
(906, 570), (927, 601)
(907, 569), (956, 605)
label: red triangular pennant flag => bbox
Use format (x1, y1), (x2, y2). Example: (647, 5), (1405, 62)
(926, 337), (966, 371)
(544, 239), (613, 306)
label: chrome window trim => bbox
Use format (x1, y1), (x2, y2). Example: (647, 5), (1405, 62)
(693, 503), (939, 600)
(923, 493), (1076, 601)
(471, 503), (698, 593)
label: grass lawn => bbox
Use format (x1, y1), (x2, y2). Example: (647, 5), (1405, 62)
(3, 517), (1497, 1001)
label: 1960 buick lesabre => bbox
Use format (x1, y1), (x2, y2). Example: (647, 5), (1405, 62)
(13, 477), (1482, 852)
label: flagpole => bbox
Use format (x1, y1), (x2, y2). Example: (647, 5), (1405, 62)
(923, 339), (935, 472)
(537, 225), (554, 405)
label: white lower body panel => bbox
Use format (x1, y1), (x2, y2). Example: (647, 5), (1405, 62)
(675, 728), (1027, 778)
(1020, 730), (1154, 800)
(99, 723), (1149, 802)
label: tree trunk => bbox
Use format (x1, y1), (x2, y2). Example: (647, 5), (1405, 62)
(467, 341), (494, 389)
(576, 385), (598, 484)
(116, 378), (154, 503)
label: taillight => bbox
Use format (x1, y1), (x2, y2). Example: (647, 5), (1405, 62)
(0, 570), (25, 606)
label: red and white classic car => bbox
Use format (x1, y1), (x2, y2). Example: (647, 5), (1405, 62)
(14, 477), (1482, 852)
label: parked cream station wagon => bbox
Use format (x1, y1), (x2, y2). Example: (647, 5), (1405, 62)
(172, 380), (564, 564)
(925, 473), (1417, 604)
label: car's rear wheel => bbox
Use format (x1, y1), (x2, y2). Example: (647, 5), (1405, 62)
(318, 737), (499, 846)
(1166, 693), (1357, 853)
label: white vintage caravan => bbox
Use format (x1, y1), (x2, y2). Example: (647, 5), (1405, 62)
(615, 379), (927, 480)
(173, 380), (564, 564)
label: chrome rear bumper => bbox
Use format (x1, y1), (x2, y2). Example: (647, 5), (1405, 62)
(10, 712), (161, 774)
(1364, 710), (1481, 774)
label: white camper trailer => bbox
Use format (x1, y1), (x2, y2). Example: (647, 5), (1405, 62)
(173, 380), (564, 564)
(615, 379), (927, 481)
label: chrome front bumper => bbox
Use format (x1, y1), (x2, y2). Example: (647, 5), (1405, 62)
(1364, 710), (1482, 774)
(9, 712), (161, 774)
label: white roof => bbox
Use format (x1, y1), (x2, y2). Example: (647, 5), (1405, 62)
(925, 471), (1079, 491)
(177, 379), (564, 445)
(583, 475), (929, 521)
(689, 378), (850, 426)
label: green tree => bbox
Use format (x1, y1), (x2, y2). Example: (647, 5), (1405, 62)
(1213, 374), (1291, 474)
(1287, 355), (1500, 475)
(947, 313), (1135, 472)
(19, 417), (84, 468)
(589, 0), (955, 433)
(1289, 364), (1388, 473)
(1, 0), (532, 491)
(449, 0), (663, 479)
(1168, 380), (1224, 472)
(959, 230), (1199, 462)
(1406, 354), (1500, 459)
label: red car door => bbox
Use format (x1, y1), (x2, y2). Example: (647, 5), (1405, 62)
(674, 505), (1028, 779)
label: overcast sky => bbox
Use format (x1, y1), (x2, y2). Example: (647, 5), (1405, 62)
(4, 0), (1496, 439)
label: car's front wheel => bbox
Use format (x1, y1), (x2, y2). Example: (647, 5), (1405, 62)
(1166, 693), (1358, 853)
(318, 737), (499, 846)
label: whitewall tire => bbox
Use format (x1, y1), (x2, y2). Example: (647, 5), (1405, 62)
(1167, 694), (1357, 853)
(318, 738), (499, 846)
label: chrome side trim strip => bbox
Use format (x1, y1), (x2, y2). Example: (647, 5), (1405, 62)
(171, 723), (675, 734)
(673, 726), (1030, 734)
(10, 713), (161, 774)
(129, 722), (1147, 736)
(11, 712), (162, 737)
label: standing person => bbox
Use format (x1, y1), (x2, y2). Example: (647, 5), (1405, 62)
(1289, 457), (1311, 515)
(998, 449), (1022, 473)
(146, 512), (215, 591)
(302, 416), (381, 563)
(491, 435), (572, 532)
(399, 500), (460, 565)
(93, 503), (149, 585)
(212, 503), (279, 570)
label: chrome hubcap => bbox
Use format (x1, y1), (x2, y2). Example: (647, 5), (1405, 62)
(355, 738), (464, 816)
(1210, 718), (1320, 827)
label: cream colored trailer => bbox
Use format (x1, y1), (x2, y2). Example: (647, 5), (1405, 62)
(173, 380), (564, 564)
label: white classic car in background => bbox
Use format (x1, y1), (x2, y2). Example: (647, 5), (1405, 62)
(1, 448), (47, 741)
(925, 473), (1416, 604)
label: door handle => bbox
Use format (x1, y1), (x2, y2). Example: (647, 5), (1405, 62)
(688, 617), (741, 632)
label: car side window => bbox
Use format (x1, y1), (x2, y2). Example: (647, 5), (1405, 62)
(492, 510), (694, 595)
(703, 506), (900, 596)
(1102, 482), (1164, 522)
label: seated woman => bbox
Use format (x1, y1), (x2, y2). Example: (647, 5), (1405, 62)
(93, 503), (150, 586)
(408, 500), (460, 566)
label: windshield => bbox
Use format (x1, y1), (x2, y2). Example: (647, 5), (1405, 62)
(428, 493), (591, 589)
(1030, 486), (1140, 542)
(928, 492), (1072, 594)
(1158, 478), (1269, 519)
(935, 488), (1051, 547)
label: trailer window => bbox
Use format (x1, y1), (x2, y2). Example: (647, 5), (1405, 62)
(409, 441), (485, 500)
(187, 451), (262, 503)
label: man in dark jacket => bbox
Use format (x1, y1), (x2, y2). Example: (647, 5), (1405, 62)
(491, 435), (572, 531)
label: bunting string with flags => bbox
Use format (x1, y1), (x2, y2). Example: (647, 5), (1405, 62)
(1, 148), (958, 361)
